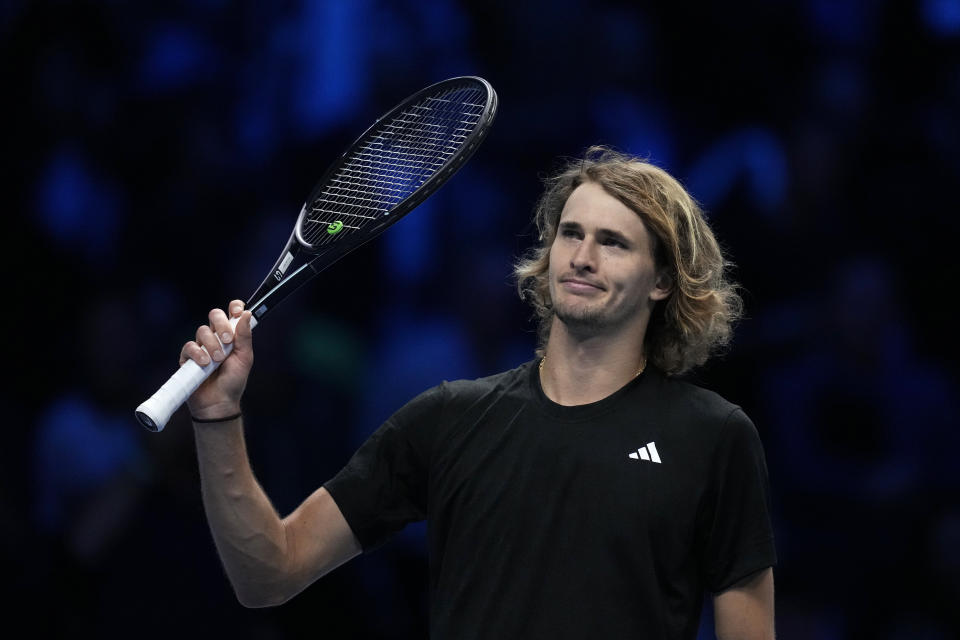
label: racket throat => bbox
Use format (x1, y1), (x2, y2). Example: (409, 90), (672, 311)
(246, 261), (316, 321)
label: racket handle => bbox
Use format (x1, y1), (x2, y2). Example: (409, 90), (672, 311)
(135, 315), (257, 432)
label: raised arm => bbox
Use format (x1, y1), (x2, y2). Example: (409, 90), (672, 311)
(185, 300), (361, 607)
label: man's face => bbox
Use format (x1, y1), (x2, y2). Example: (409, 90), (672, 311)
(547, 181), (670, 335)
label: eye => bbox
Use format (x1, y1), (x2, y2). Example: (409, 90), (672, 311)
(560, 227), (581, 239)
(601, 237), (626, 248)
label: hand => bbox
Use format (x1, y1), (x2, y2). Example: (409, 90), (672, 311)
(180, 300), (255, 420)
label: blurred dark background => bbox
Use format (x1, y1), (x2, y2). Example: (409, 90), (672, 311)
(5, 0), (960, 638)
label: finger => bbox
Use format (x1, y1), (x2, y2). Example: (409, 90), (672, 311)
(208, 307), (234, 346)
(196, 324), (226, 362)
(228, 300), (245, 318)
(179, 341), (211, 367)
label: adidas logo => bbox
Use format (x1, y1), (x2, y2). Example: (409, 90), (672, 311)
(628, 442), (661, 464)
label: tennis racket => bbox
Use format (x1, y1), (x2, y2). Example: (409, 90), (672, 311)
(136, 75), (498, 432)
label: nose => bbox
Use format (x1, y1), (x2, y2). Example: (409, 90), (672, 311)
(570, 237), (598, 272)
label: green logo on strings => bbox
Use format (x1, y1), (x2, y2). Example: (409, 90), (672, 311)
(327, 220), (344, 235)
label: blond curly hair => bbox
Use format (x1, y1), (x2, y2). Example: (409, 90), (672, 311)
(514, 146), (743, 376)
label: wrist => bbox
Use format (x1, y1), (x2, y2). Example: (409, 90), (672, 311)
(189, 401), (242, 422)
(191, 411), (242, 424)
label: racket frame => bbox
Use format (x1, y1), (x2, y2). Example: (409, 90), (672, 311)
(245, 75), (498, 321)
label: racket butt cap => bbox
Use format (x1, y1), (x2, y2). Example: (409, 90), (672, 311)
(135, 408), (162, 432)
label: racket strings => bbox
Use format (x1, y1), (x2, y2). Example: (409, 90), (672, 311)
(300, 83), (488, 246)
(321, 88), (483, 218)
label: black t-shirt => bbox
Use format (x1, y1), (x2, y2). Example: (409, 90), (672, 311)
(324, 360), (776, 639)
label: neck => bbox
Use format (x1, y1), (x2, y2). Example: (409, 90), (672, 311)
(539, 316), (648, 406)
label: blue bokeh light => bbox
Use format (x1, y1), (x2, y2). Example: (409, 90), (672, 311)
(684, 127), (787, 217)
(292, 0), (369, 136)
(36, 145), (121, 261)
(137, 24), (217, 94)
(924, 0), (960, 36)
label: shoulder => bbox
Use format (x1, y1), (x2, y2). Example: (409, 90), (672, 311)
(643, 370), (762, 458)
(651, 370), (744, 425)
(441, 361), (533, 402)
(390, 360), (535, 425)
(663, 378), (771, 483)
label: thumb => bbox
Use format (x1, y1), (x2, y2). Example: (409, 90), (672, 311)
(232, 310), (255, 356)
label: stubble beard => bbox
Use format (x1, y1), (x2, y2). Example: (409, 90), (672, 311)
(554, 300), (609, 333)
(552, 293), (641, 337)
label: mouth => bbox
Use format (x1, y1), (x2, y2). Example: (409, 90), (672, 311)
(559, 277), (605, 293)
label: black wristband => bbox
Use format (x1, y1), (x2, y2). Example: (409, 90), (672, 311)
(190, 412), (242, 423)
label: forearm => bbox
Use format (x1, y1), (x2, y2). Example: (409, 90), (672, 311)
(194, 418), (291, 607)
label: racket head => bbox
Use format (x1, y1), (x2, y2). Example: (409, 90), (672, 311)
(293, 76), (498, 256)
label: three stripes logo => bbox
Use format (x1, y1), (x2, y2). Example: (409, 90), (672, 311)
(628, 442), (661, 464)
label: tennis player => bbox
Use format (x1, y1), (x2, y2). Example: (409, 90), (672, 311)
(183, 146), (776, 639)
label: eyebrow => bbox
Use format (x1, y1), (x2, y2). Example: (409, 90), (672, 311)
(559, 221), (633, 247)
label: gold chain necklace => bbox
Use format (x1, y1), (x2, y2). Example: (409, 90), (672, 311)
(539, 353), (648, 378)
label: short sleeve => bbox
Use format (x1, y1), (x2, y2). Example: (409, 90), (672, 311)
(323, 384), (445, 552)
(699, 408), (777, 593)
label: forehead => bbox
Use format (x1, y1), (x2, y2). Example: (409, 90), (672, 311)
(559, 181), (650, 240)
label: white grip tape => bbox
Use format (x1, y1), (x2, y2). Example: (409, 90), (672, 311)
(136, 315), (257, 432)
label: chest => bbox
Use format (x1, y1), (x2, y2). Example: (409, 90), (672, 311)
(428, 403), (710, 551)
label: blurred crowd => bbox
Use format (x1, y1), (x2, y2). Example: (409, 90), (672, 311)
(5, 1), (960, 637)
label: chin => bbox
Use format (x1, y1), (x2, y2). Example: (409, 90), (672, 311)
(554, 305), (610, 331)
(554, 298), (646, 335)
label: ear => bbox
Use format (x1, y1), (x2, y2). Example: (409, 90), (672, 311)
(649, 270), (673, 302)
